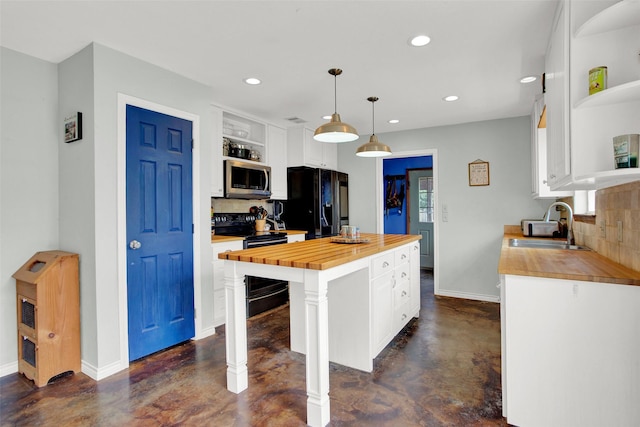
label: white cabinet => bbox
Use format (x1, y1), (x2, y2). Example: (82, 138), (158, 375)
(289, 240), (420, 372)
(213, 107), (288, 198)
(545, 0), (572, 188)
(222, 111), (266, 163)
(546, 0), (640, 190)
(287, 126), (338, 170)
(502, 274), (640, 426)
(371, 252), (395, 354)
(210, 106), (224, 197)
(531, 96), (573, 199)
(286, 233), (305, 243)
(211, 239), (244, 327)
(371, 243), (420, 356)
(212, 108), (267, 197)
(569, 0), (640, 189)
(267, 125), (287, 200)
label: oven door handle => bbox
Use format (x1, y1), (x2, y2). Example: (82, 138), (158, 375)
(247, 286), (288, 303)
(245, 237), (289, 248)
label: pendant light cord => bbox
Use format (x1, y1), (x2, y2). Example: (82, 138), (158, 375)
(371, 101), (375, 135)
(368, 96), (379, 136)
(333, 74), (338, 114)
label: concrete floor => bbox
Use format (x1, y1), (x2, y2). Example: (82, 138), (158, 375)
(0, 270), (507, 426)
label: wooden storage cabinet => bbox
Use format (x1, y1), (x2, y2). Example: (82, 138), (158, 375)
(13, 251), (80, 387)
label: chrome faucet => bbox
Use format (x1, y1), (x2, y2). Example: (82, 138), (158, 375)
(544, 201), (574, 245)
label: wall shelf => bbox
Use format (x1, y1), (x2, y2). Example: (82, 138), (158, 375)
(570, 168), (640, 190)
(574, 80), (640, 109)
(574, 0), (640, 38)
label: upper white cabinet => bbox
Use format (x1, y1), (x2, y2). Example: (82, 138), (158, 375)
(222, 111), (266, 163)
(287, 126), (338, 170)
(531, 96), (573, 199)
(211, 106), (288, 200)
(211, 106), (224, 197)
(545, 0), (572, 188)
(267, 125), (287, 200)
(546, 0), (640, 190)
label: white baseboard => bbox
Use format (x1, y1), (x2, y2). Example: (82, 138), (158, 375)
(0, 361), (18, 378)
(436, 289), (500, 303)
(196, 325), (217, 340)
(81, 359), (127, 381)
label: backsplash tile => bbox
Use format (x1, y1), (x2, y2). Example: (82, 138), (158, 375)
(211, 198), (271, 215)
(574, 181), (640, 272)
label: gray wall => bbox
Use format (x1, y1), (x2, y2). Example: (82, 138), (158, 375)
(58, 44), (98, 365)
(339, 117), (549, 300)
(0, 48), (60, 373)
(1, 44), (216, 377)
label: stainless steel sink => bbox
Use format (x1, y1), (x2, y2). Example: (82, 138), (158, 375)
(508, 238), (591, 251)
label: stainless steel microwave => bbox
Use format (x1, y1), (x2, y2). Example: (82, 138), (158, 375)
(224, 160), (271, 199)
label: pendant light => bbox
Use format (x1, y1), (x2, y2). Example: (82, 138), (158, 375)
(356, 97), (392, 157)
(314, 68), (359, 143)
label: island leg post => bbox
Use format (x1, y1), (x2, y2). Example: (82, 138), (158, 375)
(304, 270), (330, 427)
(224, 261), (248, 393)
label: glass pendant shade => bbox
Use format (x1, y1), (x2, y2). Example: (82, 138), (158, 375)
(314, 113), (359, 143)
(356, 96), (392, 157)
(314, 68), (359, 143)
(356, 134), (392, 157)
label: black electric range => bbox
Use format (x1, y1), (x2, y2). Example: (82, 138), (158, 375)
(212, 212), (289, 317)
(212, 213), (288, 248)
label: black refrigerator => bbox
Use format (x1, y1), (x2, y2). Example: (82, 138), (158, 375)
(285, 167), (348, 239)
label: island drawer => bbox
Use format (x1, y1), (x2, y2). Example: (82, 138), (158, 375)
(395, 246), (411, 266)
(371, 252), (395, 278)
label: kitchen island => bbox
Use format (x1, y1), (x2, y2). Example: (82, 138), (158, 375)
(218, 233), (421, 427)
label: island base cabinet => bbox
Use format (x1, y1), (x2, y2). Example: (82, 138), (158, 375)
(289, 242), (420, 372)
(290, 268), (373, 372)
(503, 275), (640, 426)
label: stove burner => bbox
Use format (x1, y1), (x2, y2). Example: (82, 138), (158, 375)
(213, 212), (287, 242)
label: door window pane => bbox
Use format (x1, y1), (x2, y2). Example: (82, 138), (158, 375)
(418, 177), (434, 223)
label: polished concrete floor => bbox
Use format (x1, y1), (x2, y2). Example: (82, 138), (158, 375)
(1, 271), (506, 426)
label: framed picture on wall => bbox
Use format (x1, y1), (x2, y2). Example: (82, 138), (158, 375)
(468, 159), (490, 186)
(64, 112), (82, 143)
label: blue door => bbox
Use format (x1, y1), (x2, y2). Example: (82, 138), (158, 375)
(126, 105), (194, 361)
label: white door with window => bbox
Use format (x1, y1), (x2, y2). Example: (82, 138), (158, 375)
(408, 169), (434, 269)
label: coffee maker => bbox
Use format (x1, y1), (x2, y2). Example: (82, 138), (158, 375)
(267, 200), (286, 230)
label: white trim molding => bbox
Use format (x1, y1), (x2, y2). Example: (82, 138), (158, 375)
(376, 149), (440, 297)
(115, 93), (202, 374)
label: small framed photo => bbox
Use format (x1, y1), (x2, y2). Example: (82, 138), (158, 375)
(468, 160), (490, 186)
(64, 112), (82, 143)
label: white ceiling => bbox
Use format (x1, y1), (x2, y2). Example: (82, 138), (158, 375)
(0, 0), (556, 135)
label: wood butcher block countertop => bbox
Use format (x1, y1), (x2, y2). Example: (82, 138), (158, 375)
(218, 233), (421, 271)
(499, 231), (640, 286)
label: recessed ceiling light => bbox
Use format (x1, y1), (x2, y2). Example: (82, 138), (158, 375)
(443, 95), (459, 102)
(388, 119), (400, 124)
(409, 35), (431, 47)
(520, 76), (537, 84)
(244, 77), (261, 85)
(322, 115), (332, 120)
